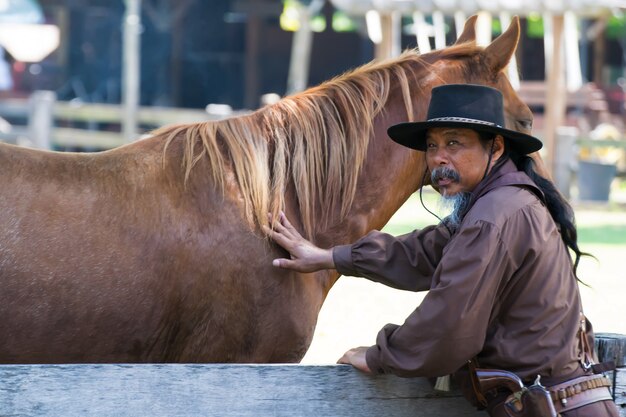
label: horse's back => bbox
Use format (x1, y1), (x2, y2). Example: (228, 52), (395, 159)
(0, 139), (320, 363)
(0, 140), (174, 362)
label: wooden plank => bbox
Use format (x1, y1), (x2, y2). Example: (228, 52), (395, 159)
(0, 364), (623, 416)
(0, 97), (30, 118)
(543, 14), (566, 176)
(517, 81), (608, 110)
(0, 332), (624, 416)
(54, 101), (123, 124)
(0, 364), (484, 417)
(52, 127), (126, 149)
(53, 102), (220, 125)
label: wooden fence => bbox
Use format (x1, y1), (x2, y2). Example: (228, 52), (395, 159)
(0, 334), (624, 416)
(0, 91), (248, 150)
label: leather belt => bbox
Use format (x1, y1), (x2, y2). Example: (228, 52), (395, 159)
(548, 374), (613, 414)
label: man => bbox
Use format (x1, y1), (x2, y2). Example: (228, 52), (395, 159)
(264, 84), (619, 416)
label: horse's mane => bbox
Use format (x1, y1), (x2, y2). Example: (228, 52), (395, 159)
(156, 43), (482, 239)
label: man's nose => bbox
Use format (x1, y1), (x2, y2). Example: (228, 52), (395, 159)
(429, 148), (449, 165)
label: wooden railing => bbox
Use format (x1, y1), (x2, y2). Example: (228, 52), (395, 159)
(518, 81), (610, 114)
(0, 334), (624, 416)
(0, 91), (249, 150)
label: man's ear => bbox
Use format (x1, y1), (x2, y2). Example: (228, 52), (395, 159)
(492, 135), (505, 161)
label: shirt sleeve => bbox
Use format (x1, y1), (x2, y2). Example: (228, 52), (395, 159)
(332, 224), (450, 292)
(365, 220), (512, 377)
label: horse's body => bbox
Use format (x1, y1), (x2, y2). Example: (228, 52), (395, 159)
(0, 17), (542, 363)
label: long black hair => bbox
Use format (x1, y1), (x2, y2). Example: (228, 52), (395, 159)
(481, 133), (589, 279)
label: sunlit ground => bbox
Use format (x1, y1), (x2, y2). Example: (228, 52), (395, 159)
(302, 180), (626, 364)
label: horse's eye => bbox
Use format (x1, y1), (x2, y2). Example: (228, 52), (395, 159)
(518, 119), (533, 131)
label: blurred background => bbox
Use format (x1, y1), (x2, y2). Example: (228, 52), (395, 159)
(1, 0), (626, 199)
(0, 0), (625, 363)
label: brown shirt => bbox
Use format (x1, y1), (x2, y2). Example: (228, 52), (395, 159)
(333, 160), (584, 383)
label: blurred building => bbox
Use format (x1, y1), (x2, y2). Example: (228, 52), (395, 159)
(2, 0), (625, 113)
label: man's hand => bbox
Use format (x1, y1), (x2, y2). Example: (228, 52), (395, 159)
(337, 346), (372, 373)
(262, 211), (335, 273)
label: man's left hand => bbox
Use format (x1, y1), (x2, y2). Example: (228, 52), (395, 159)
(337, 346), (372, 373)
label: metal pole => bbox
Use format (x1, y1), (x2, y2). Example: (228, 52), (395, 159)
(122, 0), (142, 142)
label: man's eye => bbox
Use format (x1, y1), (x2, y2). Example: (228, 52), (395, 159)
(447, 140), (459, 146)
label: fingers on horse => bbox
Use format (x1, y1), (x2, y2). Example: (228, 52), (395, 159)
(274, 258), (300, 271)
(261, 224), (277, 238)
(264, 226), (292, 249)
(272, 215), (300, 242)
(262, 225), (292, 251)
(278, 210), (289, 226)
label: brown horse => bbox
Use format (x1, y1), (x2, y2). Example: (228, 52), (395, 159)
(0, 17), (543, 363)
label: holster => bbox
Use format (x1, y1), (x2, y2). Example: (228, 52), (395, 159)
(502, 383), (558, 417)
(471, 367), (557, 417)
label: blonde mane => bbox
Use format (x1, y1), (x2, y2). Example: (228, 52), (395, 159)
(157, 44), (482, 239)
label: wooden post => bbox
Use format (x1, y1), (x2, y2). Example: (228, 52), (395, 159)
(413, 11), (431, 54)
(553, 126), (579, 198)
(475, 12), (492, 47)
(432, 11), (446, 50)
(499, 12), (520, 91)
(376, 11), (401, 61)
(596, 333), (626, 414)
(27, 90), (56, 150)
(564, 11), (583, 92)
(543, 14), (566, 176)
(122, 0), (142, 142)
(454, 11), (467, 40)
(286, 1), (321, 95)
(234, 0), (283, 107)
(593, 16), (607, 85)
(596, 333), (626, 367)
(245, 15), (261, 107)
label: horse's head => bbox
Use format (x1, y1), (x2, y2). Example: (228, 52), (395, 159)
(402, 15), (547, 177)
(478, 17), (534, 137)
(420, 16), (533, 137)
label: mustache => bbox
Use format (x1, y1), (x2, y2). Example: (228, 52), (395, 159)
(430, 166), (460, 184)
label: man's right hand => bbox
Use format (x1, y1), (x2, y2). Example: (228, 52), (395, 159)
(262, 211), (335, 273)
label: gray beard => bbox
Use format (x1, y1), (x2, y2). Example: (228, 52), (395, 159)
(438, 191), (472, 232)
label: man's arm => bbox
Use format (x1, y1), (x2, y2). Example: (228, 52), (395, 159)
(333, 225), (450, 292)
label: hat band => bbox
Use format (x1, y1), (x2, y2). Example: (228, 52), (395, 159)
(428, 116), (502, 128)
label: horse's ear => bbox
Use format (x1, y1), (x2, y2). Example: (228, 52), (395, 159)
(454, 15), (478, 44)
(483, 15), (521, 73)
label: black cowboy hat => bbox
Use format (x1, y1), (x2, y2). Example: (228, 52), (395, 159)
(387, 84), (542, 155)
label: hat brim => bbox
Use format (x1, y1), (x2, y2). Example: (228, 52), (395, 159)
(387, 120), (543, 155)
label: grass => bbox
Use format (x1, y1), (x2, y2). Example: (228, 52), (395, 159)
(577, 224), (626, 245)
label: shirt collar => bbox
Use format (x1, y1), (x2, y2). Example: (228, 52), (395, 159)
(466, 158), (545, 212)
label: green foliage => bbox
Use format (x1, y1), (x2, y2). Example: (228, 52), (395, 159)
(526, 14), (544, 38)
(607, 14), (626, 40)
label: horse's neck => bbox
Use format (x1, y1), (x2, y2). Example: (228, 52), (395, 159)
(312, 110), (426, 250)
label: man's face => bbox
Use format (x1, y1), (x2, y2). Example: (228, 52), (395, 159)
(425, 127), (497, 197)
